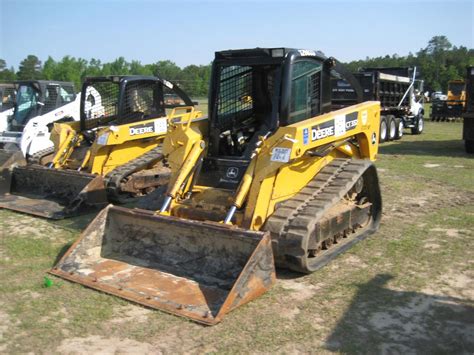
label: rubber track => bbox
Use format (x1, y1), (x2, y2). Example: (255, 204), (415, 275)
(265, 158), (377, 273)
(104, 145), (165, 202)
(29, 146), (55, 165)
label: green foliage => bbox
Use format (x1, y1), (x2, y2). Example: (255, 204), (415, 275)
(0, 59), (16, 81)
(9, 35), (471, 96)
(42, 56), (88, 89)
(346, 36), (473, 92)
(12, 54), (211, 97)
(17, 55), (42, 80)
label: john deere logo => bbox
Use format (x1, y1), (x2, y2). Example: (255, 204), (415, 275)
(226, 167), (239, 179)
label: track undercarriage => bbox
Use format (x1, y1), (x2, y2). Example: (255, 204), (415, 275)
(265, 158), (382, 273)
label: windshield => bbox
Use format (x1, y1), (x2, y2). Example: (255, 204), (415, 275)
(289, 60), (322, 123)
(12, 84), (40, 126)
(449, 82), (464, 96)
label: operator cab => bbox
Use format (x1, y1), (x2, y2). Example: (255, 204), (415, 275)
(79, 75), (195, 142)
(197, 48), (342, 191)
(9, 81), (75, 131)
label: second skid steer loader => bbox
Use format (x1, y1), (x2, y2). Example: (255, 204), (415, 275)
(0, 75), (201, 218)
(52, 48), (382, 324)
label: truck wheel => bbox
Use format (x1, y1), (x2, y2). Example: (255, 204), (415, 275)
(394, 118), (404, 140)
(411, 115), (424, 135)
(466, 140), (474, 154)
(379, 117), (388, 142)
(388, 116), (396, 141)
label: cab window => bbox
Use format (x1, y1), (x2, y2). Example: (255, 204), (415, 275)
(59, 85), (76, 103)
(289, 60), (322, 124)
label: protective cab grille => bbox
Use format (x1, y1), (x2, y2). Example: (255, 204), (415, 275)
(216, 66), (253, 129)
(82, 81), (164, 129)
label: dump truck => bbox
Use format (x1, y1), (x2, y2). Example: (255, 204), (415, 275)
(51, 48), (382, 325)
(332, 67), (425, 142)
(431, 80), (466, 121)
(463, 67), (474, 153)
(0, 75), (201, 218)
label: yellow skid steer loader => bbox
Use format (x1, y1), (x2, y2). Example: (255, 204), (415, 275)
(0, 75), (201, 218)
(52, 48), (382, 324)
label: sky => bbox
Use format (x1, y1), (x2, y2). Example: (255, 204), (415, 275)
(0, 0), (473, 70)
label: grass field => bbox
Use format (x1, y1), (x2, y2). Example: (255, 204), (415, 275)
(1, 121), (473, 354)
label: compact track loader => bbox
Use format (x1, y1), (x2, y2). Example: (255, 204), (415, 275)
(0, 75), (201, 218)
(52, 48), (382, 324)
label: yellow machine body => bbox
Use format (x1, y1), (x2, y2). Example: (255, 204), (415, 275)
(163, 101), (379, 229)
(52, 48), (383, 324)
(49, 108), (201, 176)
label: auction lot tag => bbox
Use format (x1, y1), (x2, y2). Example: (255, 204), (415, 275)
(271, 147), (291, 162)
(97, 133), (109, 145)
(154, 118), (168, 134)
(334, 114), (346, 137)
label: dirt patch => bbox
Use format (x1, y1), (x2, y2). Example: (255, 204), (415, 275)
(2, 216), (67, 242)
(429, 227), (469, 238)
(423, 242), (441, 249)
(280, 306), (301, 320)
(56, 336), (155, 354)
(384, 182), (474, 223)
(367, 285), (473, 352)
(430, 272), (474, 300)
(39, 306), (69, 324)
(343, 254), (368, 268)
(423, 163), (441, 168)
(0, 307), (21, 352)
(279, 279), (321, 302)
(0, 310), (11, 342)
(17, 290), (42, 299)
(109, 304), (151, 325)
(277, 279), (322, 320)
(150, 324), (214, 353)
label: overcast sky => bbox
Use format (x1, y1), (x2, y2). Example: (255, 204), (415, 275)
(1, 0), (472, 69)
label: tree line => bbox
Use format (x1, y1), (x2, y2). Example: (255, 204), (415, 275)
(0, 36), (472, 97)
(345, 36), (473, 93)
(0, 56), (211, 98)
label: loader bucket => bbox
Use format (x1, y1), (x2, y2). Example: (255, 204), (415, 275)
(0, 149), (25, 169)
(0, 165), (108, 219)
(50, 205), (276, 325)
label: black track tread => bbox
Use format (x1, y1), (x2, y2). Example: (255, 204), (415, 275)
(29, 146), (55, 165)
(104, 145), (165, 202)
(264, 158), (379, 273)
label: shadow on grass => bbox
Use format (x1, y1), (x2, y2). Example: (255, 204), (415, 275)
(325, 274), (474, 353)
(52, 210), (99, 232)
(52, 241), (74, 266)
(379, 139), (469, 157)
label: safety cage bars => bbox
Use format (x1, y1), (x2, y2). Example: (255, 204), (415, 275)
(82, 80), (164, 130)
(216, 65), (254, 129)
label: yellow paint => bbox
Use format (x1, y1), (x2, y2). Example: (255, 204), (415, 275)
(161, 101), (380, 231)
(47, 109), (203, 177)
(447, 80), (466, 107)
